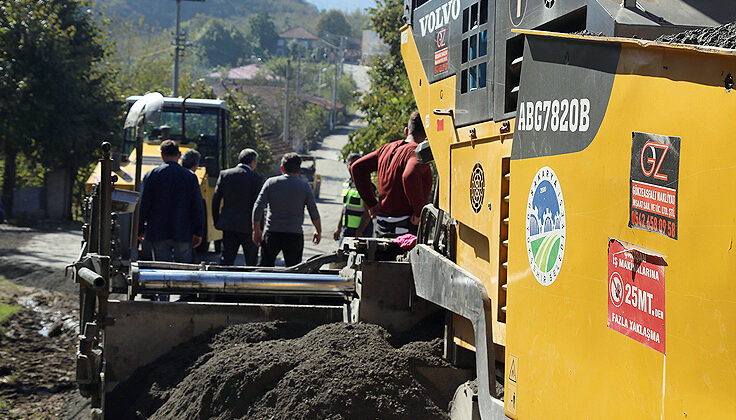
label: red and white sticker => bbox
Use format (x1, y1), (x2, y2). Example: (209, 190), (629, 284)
(434, 47), (449, 75)
(607, 239), (666, 354)
(434, 47), (448, 65)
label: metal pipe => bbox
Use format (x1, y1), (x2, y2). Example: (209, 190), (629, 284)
(99, 142), (113, 257)
(78, 267), (107, 289)
(134, 269), (354, 296)
(182, 94), (190, 142)
(129, 113), (145, 261)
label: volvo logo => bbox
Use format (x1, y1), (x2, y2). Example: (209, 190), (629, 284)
(418, 0), (461, 37)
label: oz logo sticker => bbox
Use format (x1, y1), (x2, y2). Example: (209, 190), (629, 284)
(526, 167), (565, 286)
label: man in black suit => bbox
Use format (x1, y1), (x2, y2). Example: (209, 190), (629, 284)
(138, 140), (204, 263)
(212, 148), (263, 266)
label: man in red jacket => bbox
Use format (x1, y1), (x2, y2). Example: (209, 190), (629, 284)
(351, 111), (432, 238)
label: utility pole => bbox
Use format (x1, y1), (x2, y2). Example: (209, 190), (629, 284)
(295, 55), (302, 95)
(173, 0), (182, 97)
(172, 0), (204, 97)
(330, 36), (344, 131)
(283, 59), (291, 148)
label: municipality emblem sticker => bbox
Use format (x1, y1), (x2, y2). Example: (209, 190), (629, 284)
(526, 167), (566, 286)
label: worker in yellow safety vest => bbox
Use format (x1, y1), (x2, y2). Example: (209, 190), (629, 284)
(333, 153), (374, 243)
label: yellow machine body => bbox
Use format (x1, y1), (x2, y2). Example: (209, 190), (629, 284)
(402, 19), (736, 419)
(402, 23), (512, 353)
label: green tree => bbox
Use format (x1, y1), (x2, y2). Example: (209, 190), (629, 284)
(106, 20), (173, 97)
(346, 9), (370, 37)
(248, 12), (279, 57)
(291, 103), (328, 151)
(337, 74), (358, 112)
(343, 0), (414, 157)
(316, 10), (353, 37)
(178, 76), (216, 100)
(0, 0), (120, 217)
(197, 18), (250, 67)
(264, 56), (292, 80)
(224, 92), (274, 172)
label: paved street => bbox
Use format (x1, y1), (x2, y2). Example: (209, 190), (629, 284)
(302, 118), (365, 260)
(294, 64), (371, 261)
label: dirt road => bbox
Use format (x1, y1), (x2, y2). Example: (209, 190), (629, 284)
(0, 225), (85, 419)
(0, 225), (82, 294)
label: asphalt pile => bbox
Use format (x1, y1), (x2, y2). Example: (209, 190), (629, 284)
(656, 22), (736, 49)
(109, 321), (450, 420)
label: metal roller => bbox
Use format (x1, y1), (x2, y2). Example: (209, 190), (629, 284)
(131, 268), (354, 297)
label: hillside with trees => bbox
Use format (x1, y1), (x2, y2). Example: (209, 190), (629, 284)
(343, 0), (415, 156)
(0, 0), (369, 220)
(96, 0), (322, 31)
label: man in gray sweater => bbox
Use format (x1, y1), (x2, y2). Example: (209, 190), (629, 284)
(252, 153), (321, 267)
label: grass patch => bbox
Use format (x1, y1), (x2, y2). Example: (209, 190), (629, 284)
(0, 303), (20, 324)
(0, 398), (8, 410)
(0, 278), (19, 293)
(0, 302), (21, 334)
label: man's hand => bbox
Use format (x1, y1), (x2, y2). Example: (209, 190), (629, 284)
(192, 235), (202, 248)
(252, 229), (263, 247)
(368, 204), (379, 218)
(410, 214), (421, 226)
(333, 228), (341, 241)
(312, 231), (321, 245)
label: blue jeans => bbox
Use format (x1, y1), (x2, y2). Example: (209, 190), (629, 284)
(151, 239), (193, 263)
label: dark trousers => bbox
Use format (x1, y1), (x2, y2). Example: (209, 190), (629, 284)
(260, 231), (304, 267)
(375, 218), (418, 238)
(221, 230), (259, 266)
(151, 240), (193, 263)
(341, 220), (374, 239)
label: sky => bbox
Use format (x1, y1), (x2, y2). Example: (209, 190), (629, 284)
(307, 0), (376, 12)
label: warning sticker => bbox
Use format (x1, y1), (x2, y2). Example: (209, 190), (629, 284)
(506, 354), (518, 416)
(629, 132), (681, 239)
(434, 47), (448, 75)
(607, 239), (666, 354)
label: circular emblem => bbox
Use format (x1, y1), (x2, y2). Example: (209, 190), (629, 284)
(609, 272), (624, 307)
(470, 163), (485, 214)
(545, 0), (555, 8)
(525, 167), (565, 286)
(509, 0), (527, 27)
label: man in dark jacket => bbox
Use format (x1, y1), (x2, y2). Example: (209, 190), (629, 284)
(212, 148), (263, 266)
(138, 140), (204, 262)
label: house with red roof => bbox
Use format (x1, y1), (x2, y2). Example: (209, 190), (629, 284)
(277, 27), (320, 54)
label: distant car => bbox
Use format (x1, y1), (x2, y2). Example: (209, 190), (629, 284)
(299, 155), (321, 199)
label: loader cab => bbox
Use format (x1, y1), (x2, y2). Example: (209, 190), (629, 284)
(122, 96), (230, 174)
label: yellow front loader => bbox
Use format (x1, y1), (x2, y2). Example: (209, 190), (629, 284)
(87, 95), (228, 259)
